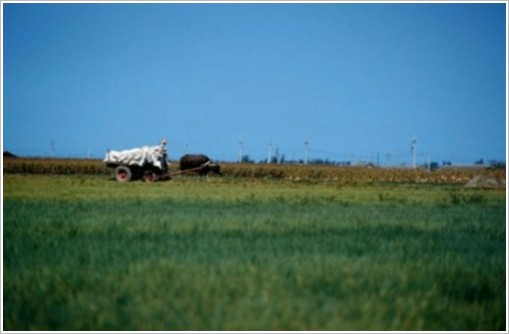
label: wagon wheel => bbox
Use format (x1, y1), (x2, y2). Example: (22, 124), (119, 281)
(143, 170), (156, 182)
(115, 166), (132, 182)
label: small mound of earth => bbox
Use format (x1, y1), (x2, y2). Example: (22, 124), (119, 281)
(464, 175), (505, 189)
(3, 151), (17, 158)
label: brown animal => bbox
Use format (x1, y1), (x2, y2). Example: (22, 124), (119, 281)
(179, 154), (221, 175)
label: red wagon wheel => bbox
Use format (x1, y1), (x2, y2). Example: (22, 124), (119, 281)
(115, 166), (132, 182)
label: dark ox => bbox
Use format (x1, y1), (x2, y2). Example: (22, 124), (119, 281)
(179, 154), (222, 175)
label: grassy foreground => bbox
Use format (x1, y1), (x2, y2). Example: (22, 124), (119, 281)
(2, 174), (506, 330)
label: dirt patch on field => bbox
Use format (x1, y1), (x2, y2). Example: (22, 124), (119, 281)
(464, 175), (506, 189)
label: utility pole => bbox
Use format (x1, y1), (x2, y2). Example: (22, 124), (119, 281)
(50, 140), (56, 158)
(303, 141), (309, 165)
(411, 136), (417, 169)
(267, 142), (272, 164)
(238, 140), (243, 163)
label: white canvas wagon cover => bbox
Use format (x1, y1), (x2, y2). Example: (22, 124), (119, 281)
(104, 140), (168, 170)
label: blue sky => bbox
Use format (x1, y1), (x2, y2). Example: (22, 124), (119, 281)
(2, 2), (507, 165)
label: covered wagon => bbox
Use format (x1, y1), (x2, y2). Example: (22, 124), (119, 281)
(103, 139), (170, 182)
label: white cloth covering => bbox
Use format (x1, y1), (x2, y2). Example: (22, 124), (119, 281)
(104, 140), (167, 170)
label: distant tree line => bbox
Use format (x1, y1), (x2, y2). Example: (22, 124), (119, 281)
(474, 158), (505, 169)
(237, 153), (505, 170)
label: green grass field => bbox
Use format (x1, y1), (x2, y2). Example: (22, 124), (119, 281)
(2, 174), (506, 330)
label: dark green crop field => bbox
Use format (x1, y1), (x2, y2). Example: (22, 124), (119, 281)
(2, 174), (506, 330)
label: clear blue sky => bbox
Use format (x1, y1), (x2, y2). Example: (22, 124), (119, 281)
(2, 2), (507, 165)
